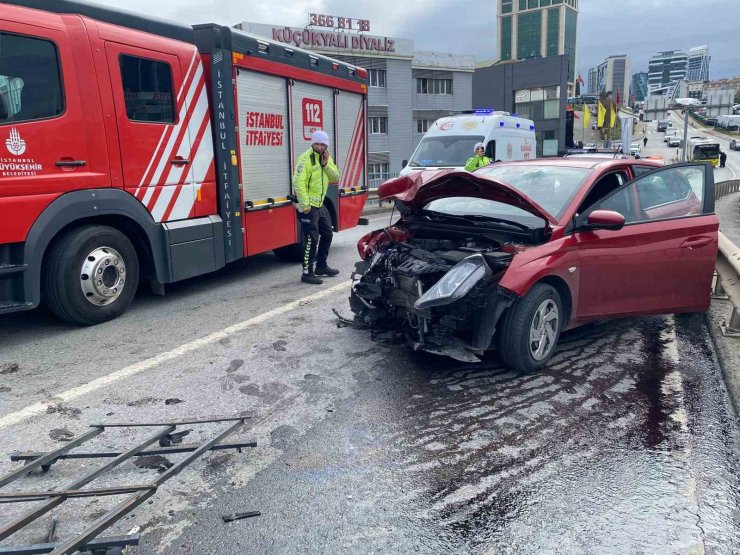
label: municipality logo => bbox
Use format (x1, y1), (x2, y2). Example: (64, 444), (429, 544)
(6, 127), (26, 156)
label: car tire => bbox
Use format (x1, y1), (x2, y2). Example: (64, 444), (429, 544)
(497, 283), (563, 374)
(44, 225), (139, 325)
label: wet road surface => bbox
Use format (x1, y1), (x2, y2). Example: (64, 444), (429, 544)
(1, 214), (738, 553)
(157, 315), (740, 554)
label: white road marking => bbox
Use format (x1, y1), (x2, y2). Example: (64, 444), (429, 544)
(0, 281), (351, 429)
(660, 315), (687, 431)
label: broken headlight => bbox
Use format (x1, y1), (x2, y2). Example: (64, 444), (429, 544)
(414, 254), (491, 310)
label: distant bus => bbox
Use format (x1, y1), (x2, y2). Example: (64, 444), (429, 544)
(688, 138), (720, 167)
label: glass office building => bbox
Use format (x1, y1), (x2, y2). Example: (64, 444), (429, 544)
(497, 0), (579, 95)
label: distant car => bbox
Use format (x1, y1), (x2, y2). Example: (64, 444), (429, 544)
(352, 159), (717, 372)
(730, 139), (740, 151)
(657, 120), (670, 132)
(705, 117), (718, 127)
(664, 130), (679, 143)
(630, 143), (641, 157)
(667, 136), (682, 147)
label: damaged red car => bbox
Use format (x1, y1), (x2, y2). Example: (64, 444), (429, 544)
(349, 159), (718, 373)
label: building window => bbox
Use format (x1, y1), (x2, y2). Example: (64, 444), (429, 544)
(368, 69), (386, 88)
(120, 55), (175, 123)
(501, 1), (513, 13)
(517, 11), (542, 59)
(500, 16), (512, 61)
(368, 163), (390, 181)
(416, 78), (453, 95)
(519, 0), (527, 9)
(515, 86), (560, 121)
(369, 116), (388, 134)
(0, 32), (64, 124)
(546, 7), (560, 57)
(416, 119), (432, 134)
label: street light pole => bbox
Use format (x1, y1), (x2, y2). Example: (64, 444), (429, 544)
(681, 109), (690, 162)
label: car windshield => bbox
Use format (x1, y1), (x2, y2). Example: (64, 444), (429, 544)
(425, 165), (592, 222)
(409, 135), (485, 167)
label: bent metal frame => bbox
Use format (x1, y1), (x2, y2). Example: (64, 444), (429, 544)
(0, 417), (255, 554)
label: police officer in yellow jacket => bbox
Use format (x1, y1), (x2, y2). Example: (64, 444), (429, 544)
(464, 143), (492, 171)
(293, 130), (341, 284)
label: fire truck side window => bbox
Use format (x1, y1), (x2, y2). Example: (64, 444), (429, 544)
(119, 55), (175, 124)
(0, 32), (64, 125)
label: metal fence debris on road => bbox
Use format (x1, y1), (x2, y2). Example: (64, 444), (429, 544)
(0, 417), (254, 555)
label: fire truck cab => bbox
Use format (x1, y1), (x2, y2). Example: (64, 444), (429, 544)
(0, 1), (368, 324)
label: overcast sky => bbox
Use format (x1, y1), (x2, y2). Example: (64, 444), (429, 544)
(90, 0), (739, 80)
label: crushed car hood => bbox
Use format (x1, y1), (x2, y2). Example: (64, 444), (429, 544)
(377, 170), (557, 224)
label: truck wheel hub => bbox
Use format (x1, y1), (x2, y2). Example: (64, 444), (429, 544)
(80, 247), (126, 306)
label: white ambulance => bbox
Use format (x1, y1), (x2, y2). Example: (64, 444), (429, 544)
(400, 110), (537, 176)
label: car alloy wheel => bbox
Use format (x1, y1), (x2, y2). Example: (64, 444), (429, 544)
(529, 299), (559, 361)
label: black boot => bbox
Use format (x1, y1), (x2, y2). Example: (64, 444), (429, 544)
(302, 273), (323, 285)
(315, 265), (340, 276)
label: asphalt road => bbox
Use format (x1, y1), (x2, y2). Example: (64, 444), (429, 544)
(1, 185), (739, 553)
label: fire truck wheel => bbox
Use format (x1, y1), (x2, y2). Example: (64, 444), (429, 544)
(44, 225), (140, 325)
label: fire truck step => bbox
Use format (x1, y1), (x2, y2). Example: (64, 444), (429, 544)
(0, 264), (28, 277)
(0, 302), (34, 312)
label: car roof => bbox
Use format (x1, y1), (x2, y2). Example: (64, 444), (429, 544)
(490, 158), (657, 170)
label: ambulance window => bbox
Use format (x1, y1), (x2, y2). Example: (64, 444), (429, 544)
(0, 32), (64, 125)
(119, 55), (175, 124)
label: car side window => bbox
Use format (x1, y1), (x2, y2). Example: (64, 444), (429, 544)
(119, 55), (175, 124)
(633, 166), (656, 176)
(576, 171), (627, 214)
(0, 32), (64, 125)
(596, 166), (705, 224)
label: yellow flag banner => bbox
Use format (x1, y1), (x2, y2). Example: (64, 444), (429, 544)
(597, 101), (606, 128)
(583, 105), (591, 129)
(609, 104), (616, 128)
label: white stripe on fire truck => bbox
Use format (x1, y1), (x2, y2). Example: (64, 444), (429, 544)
(346, 107), (365, 187)
(135, 51), (198, 195)
(141, 64), (204, 206)
(151, 85), (210, 222)
(165, 111), (213, 221)
(346, 107), (364, 187)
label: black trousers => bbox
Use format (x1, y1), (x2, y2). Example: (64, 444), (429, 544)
(299, 206), (333, 273)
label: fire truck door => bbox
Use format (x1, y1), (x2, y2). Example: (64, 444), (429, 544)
(105, 42), (197, 223)
(0, 21), (94, 214)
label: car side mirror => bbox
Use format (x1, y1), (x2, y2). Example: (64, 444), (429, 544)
(401, 160), (408, 169)
(586, 210), (625, 231)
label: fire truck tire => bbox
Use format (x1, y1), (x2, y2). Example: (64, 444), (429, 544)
(44, 225), (139, 325)
(273, 240), (304, 262)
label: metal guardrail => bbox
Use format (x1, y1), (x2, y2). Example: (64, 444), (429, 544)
(714, 180), (740, 337)
(716, 179), (740, 200)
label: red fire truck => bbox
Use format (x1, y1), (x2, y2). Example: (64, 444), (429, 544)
(0, 1), (368, 324)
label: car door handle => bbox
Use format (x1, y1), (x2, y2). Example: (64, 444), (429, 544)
(55, 160), (86, 167)
(171, 158), (191, 166)
(680, 237), (713, 249)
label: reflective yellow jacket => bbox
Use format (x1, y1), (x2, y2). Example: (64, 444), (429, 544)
(464, 155), (492, 172)
(292, 147), (340, 211)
